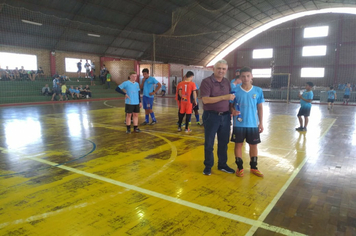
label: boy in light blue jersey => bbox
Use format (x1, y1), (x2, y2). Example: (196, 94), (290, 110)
(230, 69), (242, 91)
(230, 67), (264, 177)
(327, 86), (337, 110)
(343, 83), (352, 105)
(296, 82), (314, 132)
(140, 68), (161, 125)
(116, 71), (142, 134)
(161, 83), (166, 96)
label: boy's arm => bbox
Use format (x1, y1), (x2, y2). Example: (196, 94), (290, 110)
(178, 88), (182, 97)
(335, 91), (337, 99)
(193, 90), (197, 105)
(150, 82), (161, 95)
(257, 103), (264, 133)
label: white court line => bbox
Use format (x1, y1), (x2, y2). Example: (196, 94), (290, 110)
(17, 155), (305, 236)
(245, 118), (337, 236)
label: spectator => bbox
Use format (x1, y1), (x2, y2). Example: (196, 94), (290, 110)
(106, 70), (111, 89)
(84, 60), (91, 78)
(77, 60), (82, 78)
(60, 82), (68, 101)
(51, 76), (62, 101)
(5, 66), (13, 80)
(28, 70), (36, 81)
(91, 61), (96, 72)
(100, 65), (107, 85)
(84, 85), (92, 98)
(90, 69), (95, 86)
(37, 67), (45, 78)
(0, 66), (4, 80)
(74, 86), (80, 98)
(19, 66), (27, 80)
(42, 84), (52, 96)
(78, 85), (86, 98)
(13, 67), (20, 80)
(68, 86), (78, 99)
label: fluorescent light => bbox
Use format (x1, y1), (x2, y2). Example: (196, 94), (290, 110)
(88, 33), (100, 38)
(206, 7), (356, 67)
(21, 19), (42, 26)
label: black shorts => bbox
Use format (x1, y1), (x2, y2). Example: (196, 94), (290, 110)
(231, 127), (261, 144)
(125, 104), (140, 113)
(193, 104), (199, 111)
(297, 107), (311, 117)
(327, 99), (335, 103)
(344, 95), (350, 99)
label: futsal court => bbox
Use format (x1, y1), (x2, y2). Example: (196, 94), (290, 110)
(0, 97), (355, 236)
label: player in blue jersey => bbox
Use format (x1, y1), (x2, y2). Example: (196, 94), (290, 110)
(296, 82), (314, 132)
(140, 68), (161, 125)
(161, 83), (166, 96)
(230, 69), (242, 91)
(230, 67), (264, 177)
(343, 83), (352, 105)
(327, 86), (337, 110)
(116, 71), (142, 134)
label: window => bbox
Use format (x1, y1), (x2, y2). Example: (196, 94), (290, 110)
(0, 52), (37, 70)
(301, 68), (325, 78)
(65, 58), (91, 73)
(252, 68), (272, 78)
(302, 45), (327, 56)
(253, 48), (273, 59)
(303, 26), (329, 38)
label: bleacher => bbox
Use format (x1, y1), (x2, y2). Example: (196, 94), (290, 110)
(0, 78), (123, 105)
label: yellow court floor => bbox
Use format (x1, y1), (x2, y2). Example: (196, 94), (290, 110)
(0, 98), (347, 236)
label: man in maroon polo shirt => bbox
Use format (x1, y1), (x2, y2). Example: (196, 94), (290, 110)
(200, 59), (236, 176)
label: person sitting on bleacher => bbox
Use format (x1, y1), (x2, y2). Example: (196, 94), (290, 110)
(69, 86), (79, 99)
(5, 66), (13, 80)
(13, 67), (20, 80)
(42, 84), (52, 96)
(37, 67), (45, 78)
(19, 66), (28, 80)
(28, 70), (36, 81)
(84, 85), (92, 98)
(78, 85), (86, 98)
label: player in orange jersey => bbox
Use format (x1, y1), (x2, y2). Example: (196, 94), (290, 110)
(177, 71), (197, 132)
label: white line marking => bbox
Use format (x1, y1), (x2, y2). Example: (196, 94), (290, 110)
(20, 156), (306, 236)
(246, 118), (337, 236)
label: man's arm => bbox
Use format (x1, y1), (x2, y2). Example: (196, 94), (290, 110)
(202, 94), (234, 104)
(257, 103), (264, 133)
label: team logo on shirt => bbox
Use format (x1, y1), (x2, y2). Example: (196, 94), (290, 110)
(252, 94), (257, 99)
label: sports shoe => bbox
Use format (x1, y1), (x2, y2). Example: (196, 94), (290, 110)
(134, 128), (141, 133)
(218, 165), (235, 174)
(150, 121), (156, 125)
(203, 167), (211, 176)
(236, 168), (244, 177)
(141, 121), (148, 125)
(178, 127), (182, 132)
(251, 169), (264, 177)
(185, 128), (192, 133)
(126, 130), (131, 134)
(295, 127), (304, 131)
(196, 122), (201, 125)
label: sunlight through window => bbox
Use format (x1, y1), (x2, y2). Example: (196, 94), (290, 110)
(302, 45), (327, 56)
(301, 68), (325, 78)
(304, 26), (329, 38)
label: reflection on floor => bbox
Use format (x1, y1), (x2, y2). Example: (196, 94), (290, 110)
(0, 99), (355, 236)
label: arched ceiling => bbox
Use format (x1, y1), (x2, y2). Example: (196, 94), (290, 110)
(0, 0), (355, 66)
